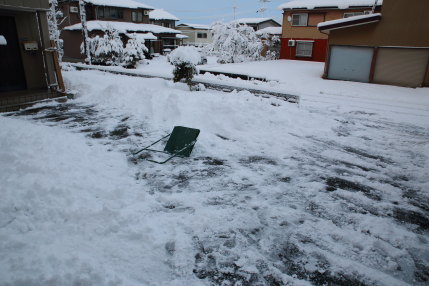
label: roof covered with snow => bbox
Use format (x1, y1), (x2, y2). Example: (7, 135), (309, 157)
(318, 13), (382, 31)
(64, 21), (181, 34)
(234, 18), (281, 25)
(84, 0), (153, 9)
(149, 9), (179, 21)
(126, 32), (157, 40)
(255, 26), (283, 35)
(177, 23), (211, 30)
(279, 0), (383, 10)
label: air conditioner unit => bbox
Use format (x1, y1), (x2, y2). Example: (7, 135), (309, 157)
(70, 6), (79, 13)
(288, 40), (296, 47)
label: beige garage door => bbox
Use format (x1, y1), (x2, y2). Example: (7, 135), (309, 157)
(374, 48), (429, 87)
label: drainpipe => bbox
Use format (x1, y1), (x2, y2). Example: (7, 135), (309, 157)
(35, 11), (51, 89)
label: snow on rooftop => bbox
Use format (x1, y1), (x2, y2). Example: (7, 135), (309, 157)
(255, 26), (283, 35)
(176, 34), (189, 39)
(84, 0), (153, 9)
(279, 0), (383, 10)
(126, 32), (157, 40)
(178, 23), (211, 30)
(149, 9), (179, 21)
(318, 13), (381, 29)
(64, 21), (181, 34)
(0, 35), (6, 46)
(234, 18), (279, 25)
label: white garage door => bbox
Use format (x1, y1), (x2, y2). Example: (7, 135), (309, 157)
(328, 46), (374, 83)
(374, 48), (429, 88)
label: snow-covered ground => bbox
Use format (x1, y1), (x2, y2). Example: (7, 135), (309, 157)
(1, 60), (428, 285)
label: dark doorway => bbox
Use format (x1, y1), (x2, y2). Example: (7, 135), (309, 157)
(0, 16), (27, 92)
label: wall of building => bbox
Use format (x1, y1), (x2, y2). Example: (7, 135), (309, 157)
(177, 28), (212, 46)
(280, 38), (328, 62)
(327, 1), (429, 47)
(150, 19), (176, 29)
(1, 8), (56, 90)
(0, 0), (49, 9)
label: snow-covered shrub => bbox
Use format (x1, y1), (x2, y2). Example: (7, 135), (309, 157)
(123, 33), (148, 68)
(169, 46), (201, 89)
(206, 21), (264, 64)
(82, 28), (123, 65)
(82, 29), (148, 67)
(261, 35), (281, 60)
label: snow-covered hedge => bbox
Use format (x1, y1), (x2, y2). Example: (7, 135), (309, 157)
(81, 28), (148, 68)
(169, 46), (202, 66)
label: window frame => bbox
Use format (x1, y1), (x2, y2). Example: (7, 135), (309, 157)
(97, 7), (123, 20)
(132, 11), (143, 22)
(295, 41), (313, 58)
(197, 32), (208, 39)
(291, 13), (308, 26)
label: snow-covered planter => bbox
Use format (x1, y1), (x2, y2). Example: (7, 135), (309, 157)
(206, 22), (264, 64)
(169, 46), (201, 89)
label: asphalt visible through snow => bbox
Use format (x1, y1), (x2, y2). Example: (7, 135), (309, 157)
(6, 91), (429, 286)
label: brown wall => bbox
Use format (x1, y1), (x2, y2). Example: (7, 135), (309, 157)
(281, 8), (379, 39)
(1, 8), (56, 89)
(0, 0), (49, 9)
(327, 0), (429, 47)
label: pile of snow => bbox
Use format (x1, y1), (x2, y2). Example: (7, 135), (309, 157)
(279, 0), (383, 10)
(0, 35), (6, 46)
(169, 46), (201, 66)
(149, 9), (179, 21)
(65, 21), (181, 34)
(84, 0), (153, 9)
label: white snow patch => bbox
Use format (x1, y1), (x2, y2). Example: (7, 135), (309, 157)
(0, 35), (6, 46)
(318, 13), (381, 29)
(149, 9), (179, 21)
(169, 46), (202, 66)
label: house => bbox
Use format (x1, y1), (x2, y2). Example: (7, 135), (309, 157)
(58, 0), (183, 59)
(176, 24), (212, 47)
(0, 0), (63, 111)
(318, 0), (429, 88)
(149, 9), (187, 51)
(278, 0), (383, 62)
(234, 18), (281, 31)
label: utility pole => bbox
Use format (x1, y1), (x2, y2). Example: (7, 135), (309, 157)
(232, 0), (237, 20)
(79, 0), (91, 64)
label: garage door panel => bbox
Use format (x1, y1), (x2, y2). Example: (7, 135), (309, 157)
(374, 48), (429, 87)
(328, 46), (374, 83)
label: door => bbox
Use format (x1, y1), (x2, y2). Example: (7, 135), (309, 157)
(0, 16), (27, 92)
(374, 48), (429, 88)
(328, 46), (374, 83)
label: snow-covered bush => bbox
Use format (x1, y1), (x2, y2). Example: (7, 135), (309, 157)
(206, 21), (264, 64)
(169, 46), (201, 89)
(82, 29), (147, 67)
(261, 35), (281, 60)
(123, 33), (148, 68)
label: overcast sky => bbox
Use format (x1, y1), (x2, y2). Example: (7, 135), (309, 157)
(140, 0), (289, 25)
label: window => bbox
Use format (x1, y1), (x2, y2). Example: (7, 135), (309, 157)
(197, 32), (207, 39)
(132, 11), (143, 22)
(292, 13), (308, 26)
(344, 12), (364, 18)
(163, 22), (171, 28)
(296, 41), (313, 57)
(97, 7), (123, 19)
